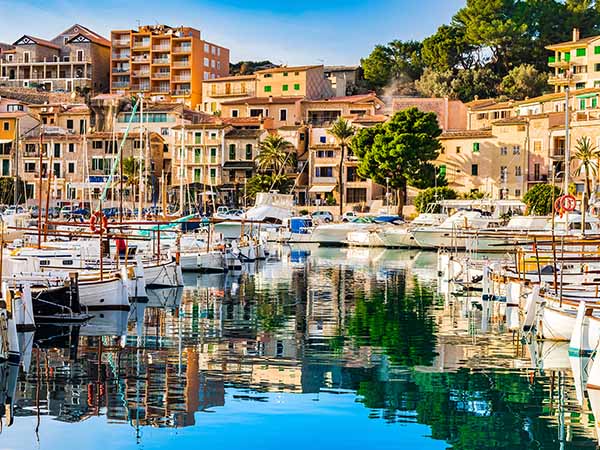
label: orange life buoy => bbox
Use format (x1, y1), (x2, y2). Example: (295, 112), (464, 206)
(89, 211), (108, 234)
(560, 194), (576, 212)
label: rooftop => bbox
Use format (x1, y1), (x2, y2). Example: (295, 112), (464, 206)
(225, 129), (265, 139)
(255, 65), (322, 75)
(205, 74), (257, 83)
(221, 96), (303, 106)
(440, 130), (493, 139)
(13, 35), (60, 50)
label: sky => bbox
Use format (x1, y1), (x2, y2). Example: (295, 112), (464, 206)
(0, 0), (465, 65)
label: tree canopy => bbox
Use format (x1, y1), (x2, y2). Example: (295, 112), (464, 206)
(522, 183), (561, 215)
(361, 0), (600, 101)
(352, 108), (442, 209)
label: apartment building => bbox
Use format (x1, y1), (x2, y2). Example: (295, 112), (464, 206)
(466, 99), (515, 130)
(0, 24), (110, 93)
(221, 96), (303, 128)
(390, 97), (468, 131)
(0, 110), (38, 178)
(547, 28), (600, 92)
(110, 24), (229, 109)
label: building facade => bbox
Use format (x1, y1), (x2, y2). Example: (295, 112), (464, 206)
(110, 24), (229, 109)
(0, 24), (110, 93)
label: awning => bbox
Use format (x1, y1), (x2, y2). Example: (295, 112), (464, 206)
(576, 93), (599, 99)
(0, 139), (13, 144)
(309, 185), (336, 193)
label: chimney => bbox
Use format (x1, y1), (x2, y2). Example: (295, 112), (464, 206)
(573, 28), (580, 42)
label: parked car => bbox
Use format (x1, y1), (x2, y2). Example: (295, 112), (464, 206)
(311, 210), (334, 223)
(341, 211), (358, 222)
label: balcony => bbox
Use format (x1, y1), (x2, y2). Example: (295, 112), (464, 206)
(152, 72), (170, 79)
(152, 87), (171, 94)
(548, 71), (584, 86)
(152, 45), (170, 52)
(132, 40), (150, 49)
(172, 61), (189, 68)
(112, 67), (130, 73)
(112, 39), (130, 47)
(173, 75), (191, 82)
(132, 70), (150, 77)
(208, 87), (254, 98)
(173, 88), (191, 96)
(131, 84), (151, 92)
(173, 45), (192, 54)
(152, 58), (170, 65)
(131, 56), (150, 63)
(550, 148), (565, 159)
(112, 81), (130, 88)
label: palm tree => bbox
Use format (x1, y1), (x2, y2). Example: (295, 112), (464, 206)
(122, 156), (148, 204)
(572, 136), (600, 231)
(328, 118), (356, 218)
(255, 134), (293, 174)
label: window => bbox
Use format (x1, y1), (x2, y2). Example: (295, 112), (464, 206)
(204, 43), (209, 52)
(346, 188), (367, 203)
(594, 97), (598, 109)
(204, 57), (209, 67)
(68, 143), (75, 152)
(293, 84), (300, 91)
(194, 132), (202, 144)
(229, 144), (236, 160)
(283, 72), (288, 77)
(53, 143), (61, 158)
(79, 119), (86, 134)
(595, 46), (600, 55)
(515, 189), (521, 197)
(534, 163), (541, 180)
(500, 146), (508, 155)
(500, 166), (507, 181)
(319, 136), (327, 144)
(210, 147), (217, 163)
(194, 168), (202, 182)
(282, 84), (288, 92)
(315, 167), (333, 177)
(92, 140), (103, 149)
(24, 162), (35, 173)
(515, 166), (522, 176)
(471, 164), (478, 176)
(210, 132), (217, 139)
(533, 141), (542, 153)
(595, 63), (600, 72)
(580, 98), (586, 110)
(23, 51), (30, 63)
(279, 109), (287, 121)
(513, 145), (520, 155)
(2, 122), (8, 131)
(6, 104), (23, 112)
(160, 127), (169, 136)
(264, 85), (272, 93)
(53, 162), (61, 178)
(68, 162), (75, 173)
(92, 157), (104, 171)
(76, 49), (84, 62)
(473, 142), (480, 153)
(245, 144), (252, 160)
(438, 165), (446, 178)
(576, 82), (586, 89)
(231, 109), (239, 118)
(456, 146), (461, 154)
(210, 168), (216, 180)
(264, 74), (272, 78)
(576, 48), (586, 57)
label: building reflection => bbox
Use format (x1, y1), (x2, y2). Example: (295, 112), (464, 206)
(4, 248), (598, 448)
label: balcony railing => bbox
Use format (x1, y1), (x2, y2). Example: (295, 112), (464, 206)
(112, 39), (130, 46)
(112, 81), (130, 88)
(4, 57), (93, 64)
(131, 84), (150, 91)
(153, 72), (170, 79)
(131, 56), (150, 63)
(550, 148), (565, 159)
(208, 87), (254, 97)
(173, 75), (191, 82)
(172, 61), (189, 68)
(153, 58), (170, 65)
(152, 45), (170, 52)
(132, 70), (150, 77)
(152, 87), (171, 93)
(173, 46), (191, 53)
(174, 89), (191, 95)
(132, 40), (150, 49)
(112, 67), (130, 73)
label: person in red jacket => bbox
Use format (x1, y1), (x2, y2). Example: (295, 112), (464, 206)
(116, 238), (127, 256)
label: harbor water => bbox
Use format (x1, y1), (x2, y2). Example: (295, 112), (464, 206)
(0, 245), (597, 449)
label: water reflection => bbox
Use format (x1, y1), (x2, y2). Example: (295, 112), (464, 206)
(0, 246), (597, 449)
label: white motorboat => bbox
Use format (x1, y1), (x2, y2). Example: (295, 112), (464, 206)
(378, 213), (447, 248)
(311, 218), (376, 247)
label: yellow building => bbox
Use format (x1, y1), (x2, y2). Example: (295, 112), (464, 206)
(201, 74), (257, 114)
(547, 28), (600, 92)
(110, 24), (229, 109)
(255, 65), (333, 99)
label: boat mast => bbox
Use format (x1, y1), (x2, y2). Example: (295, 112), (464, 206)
(36, 125), (44, 249)
(137, 94), (144, 221)
(13, 116), (19, 207)
(179, 118), (185, 215)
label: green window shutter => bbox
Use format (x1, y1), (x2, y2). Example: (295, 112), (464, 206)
(438, 165), (446, 177)
(596, 46), (600, 55)
(473, 142), (480, 153)
(245, 144), (252, 160)
(264, 85), (272, 92)
(229, 144), (235, 160)
(580, 99), (586, 110)
(576, 48), (586, 57)
(282, 84), (288, 91)
(565, 53), (571, 62)
(294, 83), (300, 91)
(593, 97), (598, 108)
